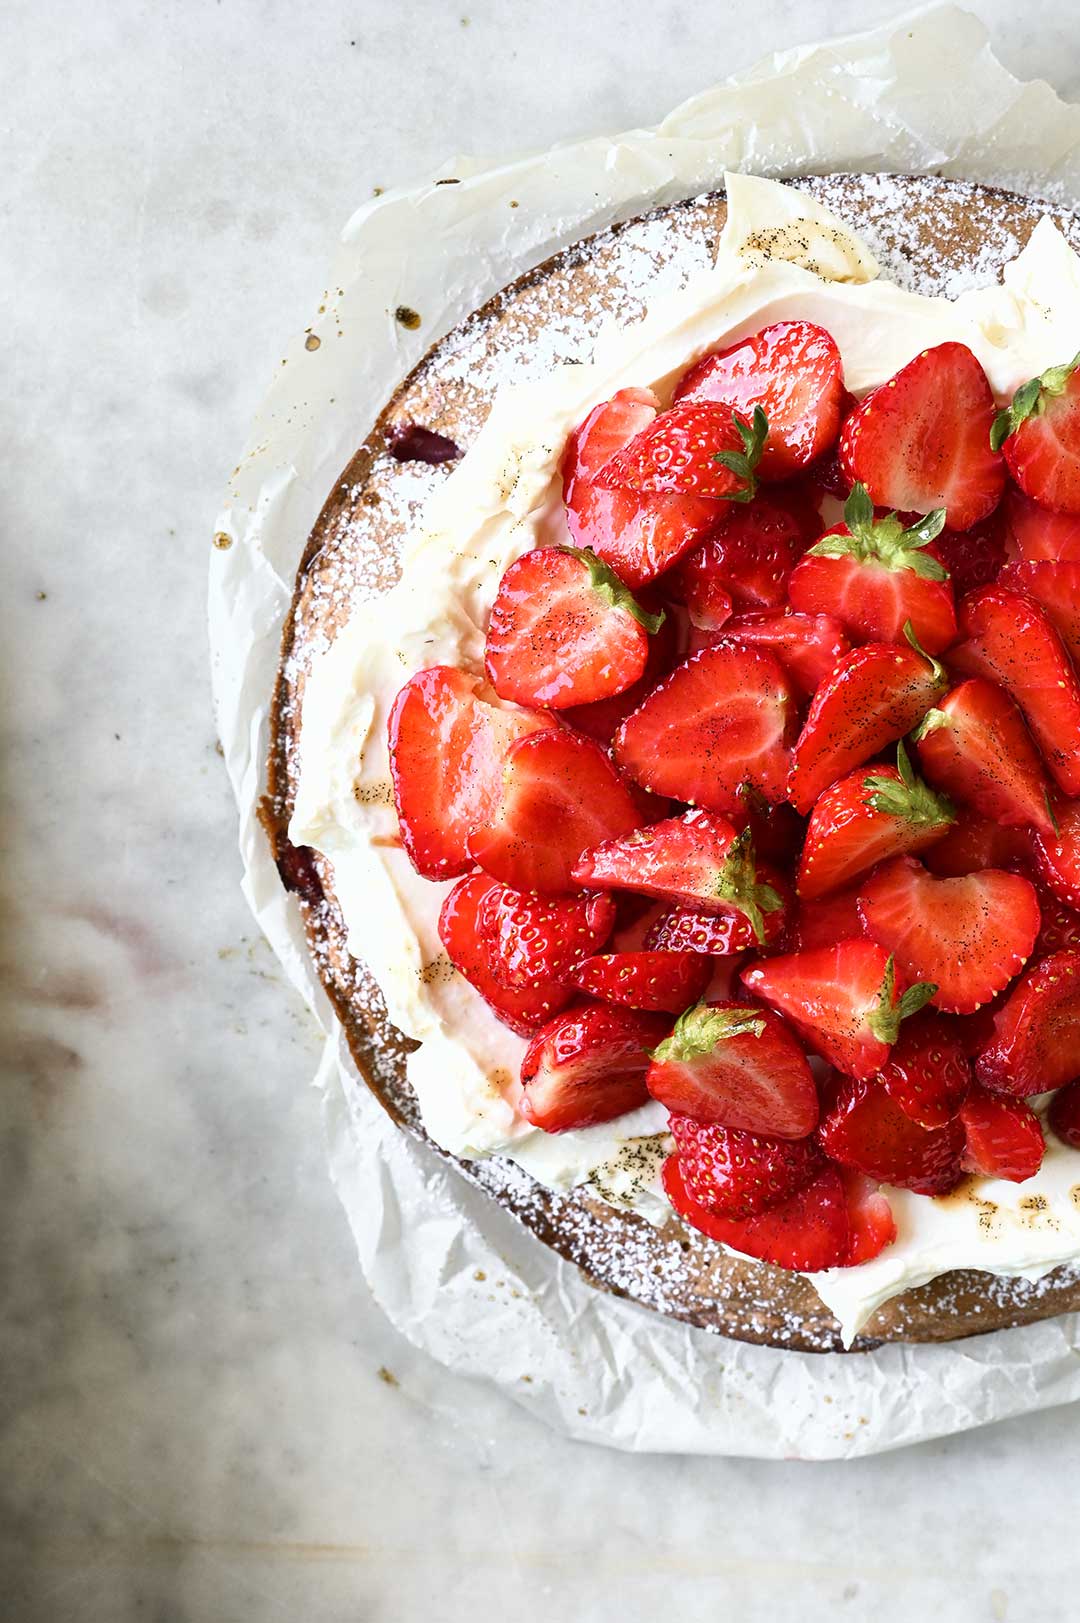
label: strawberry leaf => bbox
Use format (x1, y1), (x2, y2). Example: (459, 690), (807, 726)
(863, 742), (956, 829)
(559, 546), (666, 633)
(902, 619), (947, 686)
(712, 825), (781, 946)
(650, 1002), (766, 1064)
(867, 954), (938, 1045)
(713, 406), (768, 505)
(990, 353), (1080, 451)
(811, 484), (947, 578)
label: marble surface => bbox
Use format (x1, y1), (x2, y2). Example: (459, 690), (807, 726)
(5, 1), (1080, 1618)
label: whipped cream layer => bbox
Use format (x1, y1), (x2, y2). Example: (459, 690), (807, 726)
(290, 173), (1080, 1343)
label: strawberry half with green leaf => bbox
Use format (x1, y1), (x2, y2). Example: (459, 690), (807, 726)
(615, 641), (797, 813)
(839, 341), (1004, 530)
(912, 677), (1055, 835)
(484, 545), (663, 708)
(798, 742), (956, 900)
(667, 1113), (822, 1218)
(788, 483), (956, 652)
(816, 1070), (965, 1194)
(857, 856), (1040, 1015)
(573, 813), (786, 945)
(469, 728), (643, 894)
(874, 1011), (971, 1129)
(597, 403), (769, 502)
(647, 1002), (819, 1138)
(723, 609), (850, 696)
(1001, 482), (1080, 561)
(673, 320), (845, 478)
(486, 887), (616, 989)
(991, 349), (1080, 514)
(643, 879), (792, 956)
(960, 1086), (1045, 1182)
(787, 626), (947, 814)
(674, 490), (815, 616)
(662, 1155), (851, 1270)
(519, 1003), (669, 1131)
(741, 941), (936, 1079)
(570, 950), (711, 1013)
(950, 584), (1080, 797)
(976, 950), (1080, 1096)
(388, 666), (553, 879)
(438, 875), (574, 1035)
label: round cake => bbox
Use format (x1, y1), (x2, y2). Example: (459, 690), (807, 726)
(263, 173), (1080, 1352)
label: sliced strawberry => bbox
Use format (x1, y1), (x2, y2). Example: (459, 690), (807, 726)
(1001, 482), (1080, 561)
(615, 642), (797, 813)
(573, 813), (786, 946)
(1048, 1078), (1080, 1148)
(673, 320), (845, 479)
(438, 875), (573, 1035)
(468, 728), (643, 894)
(674, 491), (814, 615)
(662, 1156), (851, 1271)
(1034, 797), (1080, 910)
(741, 940), (935, 1080)
(519, 1003), (668, 1131)
(647, 1002), (819, 1138)
(563, 390), (723, 588)
(667, 1113), (822, 1217)
(388, 666), (552, 880)
(1035, 886), (1080, 958)
(597, 401), (767, 501)
(857, 857), (1039, 1016)
(912, 677), (1055, 835)
(563, 606), (680, 745)
(787, 633), (947, 815)
(930, 510), (1007, 594)
(723, 609), (850, 697)
(485, 545), (661, 708)
(873, 1011), (971, 1129)
(817, 1071), (964, 1194)
(486, 887), (615, 988)
(798, 744), (956, 900)
(839, 341), (1004, 531)
(840, 1170), (898, 1265)
(793, 883), (865, 951)
(950, 585), (1080, 797)
(788, 484), (957, 652)
(993, 351), (1080, 513)
(976, 950), (1080, 1096)
(960, 1086), (1045, 1182)
(644, 885), (791, 956)
(570, 950), (710, 1013)
(998, 560), (1080, 664)
(923, 814), (1033, 878)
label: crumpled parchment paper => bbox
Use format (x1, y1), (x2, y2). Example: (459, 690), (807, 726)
(210, 3), (1080, 1458)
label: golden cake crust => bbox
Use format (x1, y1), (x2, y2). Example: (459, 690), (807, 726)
(263, 174), (1080, 1352)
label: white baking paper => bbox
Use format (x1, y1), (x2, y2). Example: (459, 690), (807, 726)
(209, 3), (1080, 1458)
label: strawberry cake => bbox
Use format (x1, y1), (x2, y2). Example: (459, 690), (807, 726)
(265, 173), (1080, 1350)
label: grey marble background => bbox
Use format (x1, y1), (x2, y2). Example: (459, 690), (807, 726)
(5, 2), (1080, 1619)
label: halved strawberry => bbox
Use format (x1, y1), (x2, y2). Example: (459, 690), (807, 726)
(486, 887), (616, 988)
(793, 883), (865, 952)
(674, 491), (814, 615)
(647, 1002), (819, 1138)
(667, 1113), (822, 1217)
(930, 510), (1008, 594)
(787, 632), (947, 815)
(950, 585), (1080, 797)
(570, 951), (710, 1013)
(873, 1011), (971, 1129)
(468, 728), (643, 893)
(741, 941), (935, 1079)
(798, 744), (955, 900)
(673, 320), (845, 479)
(857, 856), (1039, 1016)
(1001, 482), (1080, 561)
(563, 390), (722, 588)
(960, 1086), (1045, 1182)
(573, 813), (786, 946)
(615, 642), (797, 813)
(816, 1071), (965, 1194)
(485, 545), (662, 708)
(388, 666), (552, 879)
(438, 875), (573, 1035)
(1048, 1078), (1080, 1147)
(992, 350), (1080, 513)
(912, 677), (1055, 835)
(519, 1003), (669, 1131)
(1034, 797), (1080, 910)
(662, 1155), (850, 1271)
(998, 560), (1080, 664)
(788, 484), (957, 652)
(644, 885), (791, 956)
(841, 1170), (898, 1265)
(562, 604), (681, 745)
(923, 814), (1033, 878)
(597, 402), (767, 500)
(839, 341), (1004, 530)
(723, 609), (850, 696)
(976, 950), (1080, 1096)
